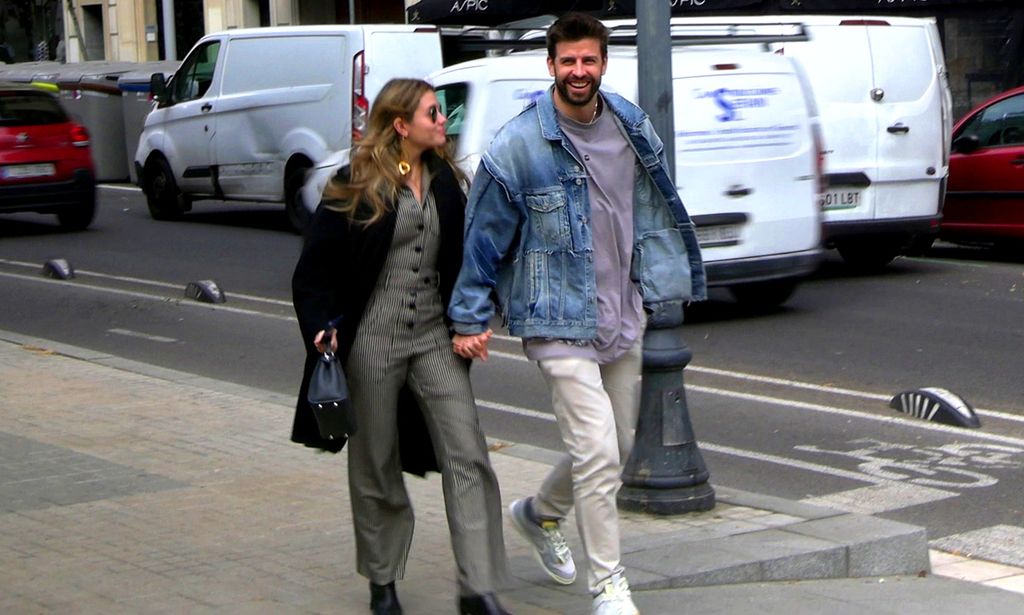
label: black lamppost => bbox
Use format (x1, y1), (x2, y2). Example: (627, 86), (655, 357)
(617, 0), (715, 515)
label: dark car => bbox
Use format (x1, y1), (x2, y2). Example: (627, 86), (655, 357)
(943, 85), (1024, 245)
(0, 83), (96, 230)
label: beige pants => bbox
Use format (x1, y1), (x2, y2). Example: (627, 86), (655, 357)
(532, 337), (643, 593)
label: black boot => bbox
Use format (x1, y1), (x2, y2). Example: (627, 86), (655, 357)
(459, 593), (511, 615)
(369, 582), (402, 615)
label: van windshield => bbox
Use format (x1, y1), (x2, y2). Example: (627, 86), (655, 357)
(436, 82), (469, 145)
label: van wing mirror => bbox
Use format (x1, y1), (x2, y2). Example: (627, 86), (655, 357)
(952, 134), (980, 154)
(150, 73), (168, 105)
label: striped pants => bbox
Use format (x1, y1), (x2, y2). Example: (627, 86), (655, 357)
(346, 309), (507, 595)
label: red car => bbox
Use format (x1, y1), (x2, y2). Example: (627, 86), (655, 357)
(0, 83), (96, 230)
(943, 85), (1024, 244)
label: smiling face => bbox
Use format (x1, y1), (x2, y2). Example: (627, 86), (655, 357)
(395, 90), (447, 155)
(548, 37), (606, 114)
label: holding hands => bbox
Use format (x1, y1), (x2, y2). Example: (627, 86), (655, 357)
(452, 329), (493, 361)
(314, 329), (338, 354)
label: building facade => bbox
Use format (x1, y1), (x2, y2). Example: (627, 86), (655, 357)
(59, 0), (410, 64)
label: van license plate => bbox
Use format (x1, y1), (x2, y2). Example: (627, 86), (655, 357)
(819, 189), (861, 211)
(1, 163), (56, 179)
(696, 224), (741, 248)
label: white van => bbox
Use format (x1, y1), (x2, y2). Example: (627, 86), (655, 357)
(134, 25), (443, 232)
(429, 46), (824, 306)
(672, 15), (952, 268)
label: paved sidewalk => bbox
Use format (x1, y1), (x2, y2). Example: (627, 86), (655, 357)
(3, 333), (1024, 614)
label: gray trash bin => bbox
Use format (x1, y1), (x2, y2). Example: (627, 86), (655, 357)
(57, 62), (137, 182)
(118, 61), (180, 185)
(0, 61), (63, 89)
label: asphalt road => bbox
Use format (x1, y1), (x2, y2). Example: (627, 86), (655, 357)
(2, 186), (1023, 567)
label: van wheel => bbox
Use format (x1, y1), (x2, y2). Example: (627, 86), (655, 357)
(57, 191), (96, 231)
(836, 240), (901, 270)
(285, 165), (313, 234)
(729, 280), (798, 309)
(145, 158), (187, 221)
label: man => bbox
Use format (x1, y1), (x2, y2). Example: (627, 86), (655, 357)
(448, 12), (705, 615)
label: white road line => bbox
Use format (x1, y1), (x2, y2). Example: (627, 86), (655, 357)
(473, 397), (885, 485)
(0, 259), (292, 307)
(8, 270), (1022, 429)
(107, 328), (178, 343)
(477, 400), (555, 422)
(687, 383), (1024, 449)
(698, 442), (885, 485)
(0, 271), (296, 322)
(491, 332), (1022, 423)
(687, 364), (890, 402)
(99, 184), (142, 192)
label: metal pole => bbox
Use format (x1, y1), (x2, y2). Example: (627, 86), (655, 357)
(636, 0), (675, 180)
(617, 1), (715, 515)
(161, 0), (176, 60)
(349, 0), (356, 24)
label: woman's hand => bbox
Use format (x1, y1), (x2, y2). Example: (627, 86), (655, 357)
(453, 329), (493, 361)
(314, 329), (338, 354)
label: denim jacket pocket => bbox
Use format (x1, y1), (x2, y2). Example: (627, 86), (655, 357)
(524, 189), (573, 250)
(633, 227), (694, 303)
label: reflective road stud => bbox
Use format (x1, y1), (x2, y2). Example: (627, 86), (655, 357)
(890, 387), (980, 428)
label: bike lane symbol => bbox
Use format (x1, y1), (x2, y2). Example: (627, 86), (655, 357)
(794, 439), (1024, 489)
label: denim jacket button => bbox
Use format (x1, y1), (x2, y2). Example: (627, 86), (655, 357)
(575, 178), (582, 185)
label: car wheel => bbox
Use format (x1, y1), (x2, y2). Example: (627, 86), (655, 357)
(56, 188), (96, 231)
(145, 158), (186, 221)
(836, 240), (902, 270)
(285, 164), (312, 234)
(729, 279), (798, 309)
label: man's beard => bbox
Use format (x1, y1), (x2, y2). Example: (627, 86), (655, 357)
(555, 74), (601, 107)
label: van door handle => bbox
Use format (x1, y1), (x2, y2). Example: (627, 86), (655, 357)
(887, 123), (910, 134)
(725, 186), (752, 198)
(201, 103), (213, 112)
(1012, 157), (1024, 167)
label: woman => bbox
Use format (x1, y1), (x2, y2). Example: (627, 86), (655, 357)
(291, 79), (509, 615)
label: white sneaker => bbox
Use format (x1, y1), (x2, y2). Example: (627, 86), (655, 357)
(592, 574), (639, 615)
(508, 497), (577, 585)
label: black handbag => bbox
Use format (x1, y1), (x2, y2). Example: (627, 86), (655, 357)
(307, 349), (357, 440)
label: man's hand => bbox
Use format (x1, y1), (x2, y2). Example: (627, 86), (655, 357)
(453, 329), (493, 361)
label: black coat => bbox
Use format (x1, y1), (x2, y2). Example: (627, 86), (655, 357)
(291, 157), (467, 476)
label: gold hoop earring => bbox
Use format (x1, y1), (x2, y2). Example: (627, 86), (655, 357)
(398, 160), (411, 176)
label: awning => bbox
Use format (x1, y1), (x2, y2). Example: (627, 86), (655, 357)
(604, 0), (763, 15)
(406, 0), (603, 25)
(781, 0), (1011, 9)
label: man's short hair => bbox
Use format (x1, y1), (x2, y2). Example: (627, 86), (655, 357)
(546, 12), (609, 60)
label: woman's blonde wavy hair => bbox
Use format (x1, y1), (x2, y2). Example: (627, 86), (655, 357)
(323, 78), (465, 225)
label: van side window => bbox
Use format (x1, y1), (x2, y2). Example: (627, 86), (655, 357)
(171, 41), (221, 104)
(436, 83), (468, 145)
(963, 94), (1024, 147)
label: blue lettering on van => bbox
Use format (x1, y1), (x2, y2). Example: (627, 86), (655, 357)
(694, 87), (780, 122)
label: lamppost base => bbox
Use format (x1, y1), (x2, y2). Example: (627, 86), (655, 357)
(618, 481), (715, 515)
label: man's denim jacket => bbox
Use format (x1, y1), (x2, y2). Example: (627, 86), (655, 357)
(448, 88), (706, 339)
